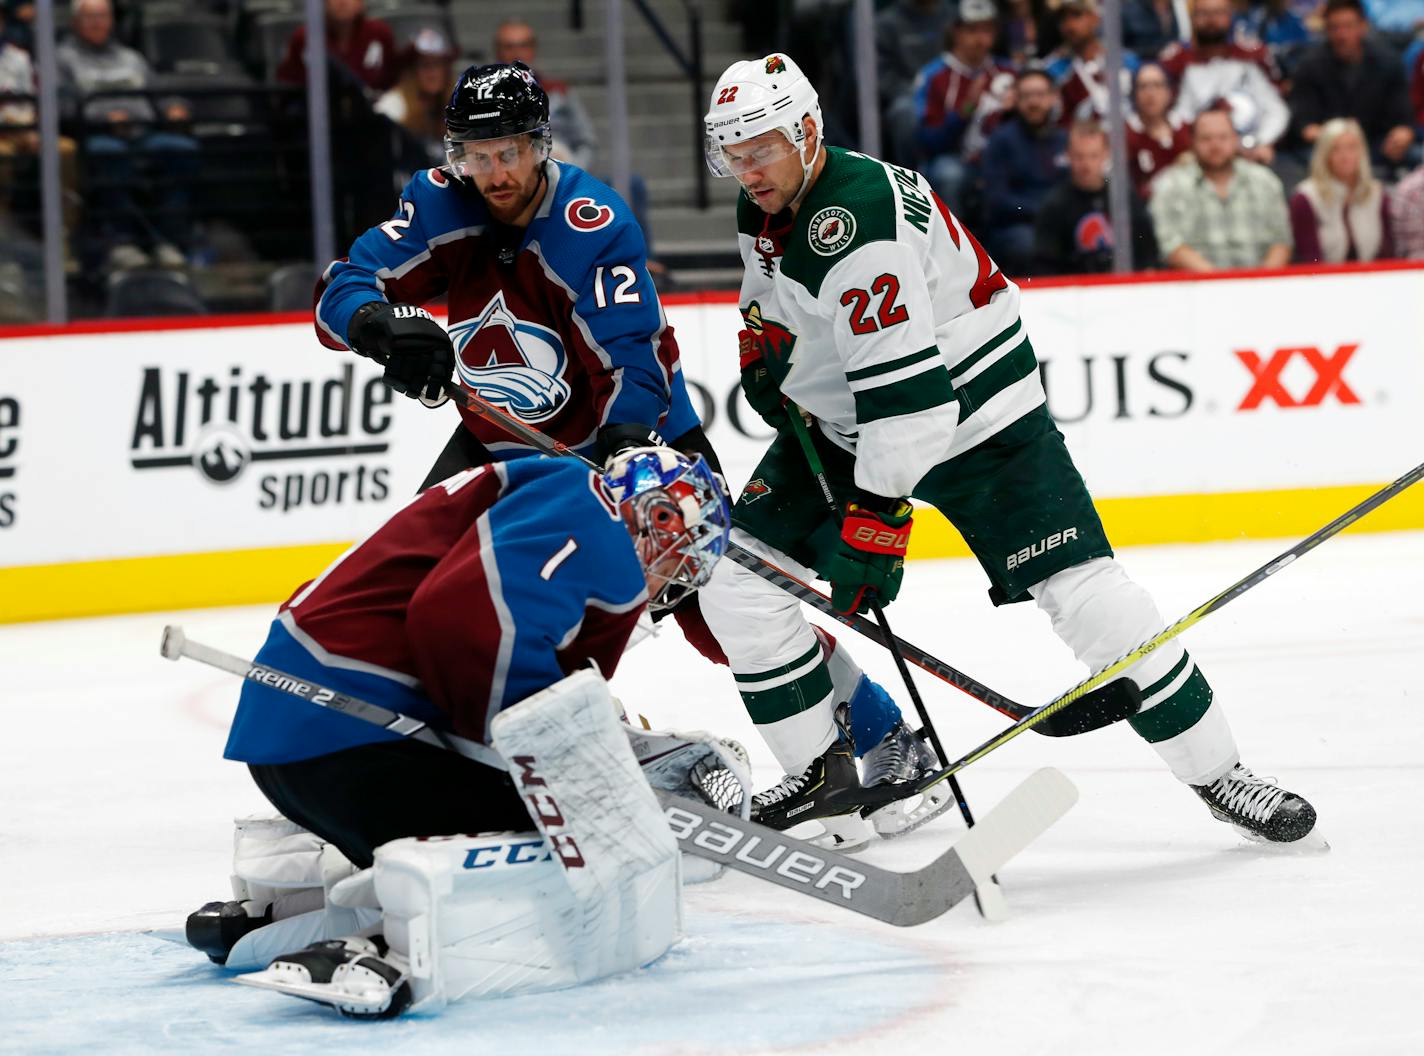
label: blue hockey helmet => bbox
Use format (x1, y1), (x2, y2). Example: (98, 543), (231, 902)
(602, 447), (730, 611)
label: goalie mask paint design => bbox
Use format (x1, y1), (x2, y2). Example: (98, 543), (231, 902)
(602, 447), (731, 611)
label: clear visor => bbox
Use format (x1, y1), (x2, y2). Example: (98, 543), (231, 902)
(704, 128), (799, 179)
(445, 126), (553, 178)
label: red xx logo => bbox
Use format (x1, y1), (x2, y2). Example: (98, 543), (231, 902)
(1234, 344), (1361, 410)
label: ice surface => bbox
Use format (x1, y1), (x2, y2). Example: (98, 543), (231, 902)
(3, 533), (1422, 1054)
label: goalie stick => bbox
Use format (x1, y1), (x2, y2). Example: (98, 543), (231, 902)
(160, 626), (1076, 927)
(860, 459), (1424, 808)
(438, 380), (1132, 739)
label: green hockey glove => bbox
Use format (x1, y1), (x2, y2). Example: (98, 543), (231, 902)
(827, 499), (914, 615)
(738, 329), (789, 430)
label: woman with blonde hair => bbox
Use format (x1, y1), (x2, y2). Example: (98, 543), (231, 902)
(1288, 117), (1394, 264)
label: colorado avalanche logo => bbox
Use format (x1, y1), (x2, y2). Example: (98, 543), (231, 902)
(1075, 212), (1113, 253)
(565, 196), (614, 232)
(449, 291), (572, 423)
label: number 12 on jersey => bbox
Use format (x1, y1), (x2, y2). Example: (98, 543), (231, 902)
(592, 265), (641, 308)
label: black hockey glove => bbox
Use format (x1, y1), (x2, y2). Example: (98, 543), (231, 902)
(596, 422), (666, 464)
(348, 301), (454, 408)
(738, 328), (789, 431)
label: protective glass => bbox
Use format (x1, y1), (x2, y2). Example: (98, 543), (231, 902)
(704, 129), (799, 179)
(445, 125), (553, 178)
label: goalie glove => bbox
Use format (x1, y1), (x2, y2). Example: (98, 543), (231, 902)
(347, 301), (454, 408)
(827, 499), (913, 615)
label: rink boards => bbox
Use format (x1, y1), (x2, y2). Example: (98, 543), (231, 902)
(3, 263), (1422, 621)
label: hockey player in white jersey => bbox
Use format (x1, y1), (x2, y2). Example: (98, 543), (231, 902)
(696, 53), (1318, 844)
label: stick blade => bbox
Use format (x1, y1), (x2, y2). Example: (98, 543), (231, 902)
(1033, 679), (1142, 737)
(950, 768), (1078, 886)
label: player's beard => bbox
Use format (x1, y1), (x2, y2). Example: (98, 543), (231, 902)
(484, 164), (547, 225)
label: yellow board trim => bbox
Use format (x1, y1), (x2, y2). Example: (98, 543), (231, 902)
(908, 480), (1424, 560)
(2, 482), (1421, 623)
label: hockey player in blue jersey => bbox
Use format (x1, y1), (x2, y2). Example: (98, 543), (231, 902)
(306, 60), (935, 852)
(186, 448), (740, 1015)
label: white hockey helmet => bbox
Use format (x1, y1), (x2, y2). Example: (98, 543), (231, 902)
(703, 53), (824, 188)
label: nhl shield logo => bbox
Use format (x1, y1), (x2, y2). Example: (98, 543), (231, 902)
(808, 206), (855, 257)
(449, 292), (572, 422)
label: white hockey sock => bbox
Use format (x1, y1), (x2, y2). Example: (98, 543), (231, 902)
(698, 531), (837, 775)
(1033, 557), (1238, 783)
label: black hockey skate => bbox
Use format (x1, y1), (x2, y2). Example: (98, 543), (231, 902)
(1191, 764), (1318, 843)
(186, 899), (273, 966)
(751, 738), (875, 848)
(236, 935), (412, 1019)
(858, 721), (957, 838)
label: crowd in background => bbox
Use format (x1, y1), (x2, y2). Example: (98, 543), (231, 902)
(851, 0), (1424, 276)
(4, 0), (1424, 320)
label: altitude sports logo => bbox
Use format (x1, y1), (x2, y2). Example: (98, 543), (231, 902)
(808, 206), (855, 257)
(128, 363), (394, 512)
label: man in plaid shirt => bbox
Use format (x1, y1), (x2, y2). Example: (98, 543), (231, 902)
(1148, 109), (1292, 270)
(1390, 165), (1424, 260)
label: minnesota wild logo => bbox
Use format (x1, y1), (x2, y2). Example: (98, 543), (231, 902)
(765, 55), (787, 75)
(742, 478), (773, 503)
(808, 206), (855, 257)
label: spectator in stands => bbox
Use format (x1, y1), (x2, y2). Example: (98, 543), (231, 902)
(493, 19), (596, 172)
(1123, 0), (1183, 60)
(1389, 162), (1424, 258)
(1043, 0), (1139, 126)
(1289, 117), (1394, 262)
(1149, 108), (1293, 270)
(277, 0), (396, 95)
(913, 0), (1015, 211)
(0, 9), (77, 234)
(1235, 0), (1313, 78)
(982, 69), (1070, 273)
(1001, 0), (1044, 67)
(1, 1), (33, 53)
(1289, 0), (1415, 172)
(57, 0), (198, 271)
(1361, 0), (1424, 36)
(377, 28), (459, 176)
(875, 0), (955, 166)
(1161, 0), (1289, 165)
(1034, 121), (1159, 273)
(1126, 61), (1191, 197)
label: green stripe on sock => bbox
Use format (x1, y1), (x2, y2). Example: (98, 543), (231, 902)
(733, 641), (822, 685)
(742, 663), (835, 725)
(1127, 666), (1214, 743)
(1139, 651), (1190, 702)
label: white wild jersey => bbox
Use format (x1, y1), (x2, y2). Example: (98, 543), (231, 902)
(737, 146), (1046, 498)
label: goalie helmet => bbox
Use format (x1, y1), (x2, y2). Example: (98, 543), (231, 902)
(602, 447), (730, 612)
(703, 53), (823, 199)
(443, 61), (552, 179)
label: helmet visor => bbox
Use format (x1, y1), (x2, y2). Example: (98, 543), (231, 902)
(704, 128), (799, 179)
(445, 125), (552, 178)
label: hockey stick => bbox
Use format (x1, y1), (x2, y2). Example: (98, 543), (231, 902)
(785, 409), (1007, 920)
(861, 459), (1424, 806)
(160, 625), (1077, 927)
(437, 380), (1130, 737)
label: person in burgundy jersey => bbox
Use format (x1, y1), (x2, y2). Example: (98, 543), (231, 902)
(221, 451), (730, 869)
(276, 0), (397, 94)
(1125, 62), (1192, 198)
(314, 61), (709, 492)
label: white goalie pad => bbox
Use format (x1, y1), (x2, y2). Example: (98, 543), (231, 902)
(222, 815), (379, 971)
(370, 668), (682, 1010)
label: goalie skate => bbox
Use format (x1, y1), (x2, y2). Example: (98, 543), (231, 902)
(236, 935), (412, 1019)
(858, 720), (956, 838)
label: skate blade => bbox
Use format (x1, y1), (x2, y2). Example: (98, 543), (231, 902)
(789, 812), (874, 853)
(236, 967), (391, 1015)
(866, 783), (957, 839)
(1233, 825), (1331, 853)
